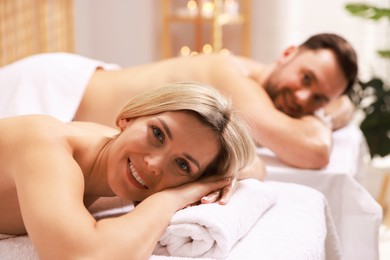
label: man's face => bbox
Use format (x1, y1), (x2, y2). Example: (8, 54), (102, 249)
(264, 48), (347, 117)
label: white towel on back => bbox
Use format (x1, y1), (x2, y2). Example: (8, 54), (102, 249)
(0, 52), (119, 122)
(153, 179), (276, 258)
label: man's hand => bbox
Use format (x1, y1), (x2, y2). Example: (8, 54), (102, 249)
(324, 95), (355, 130)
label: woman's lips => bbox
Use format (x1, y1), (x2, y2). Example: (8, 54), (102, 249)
(127, 159), (148, 189)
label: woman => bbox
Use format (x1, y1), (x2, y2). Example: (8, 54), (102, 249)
(0, 82), (256, 259)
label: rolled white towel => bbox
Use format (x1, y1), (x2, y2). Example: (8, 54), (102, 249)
(153, 179), (276, 258)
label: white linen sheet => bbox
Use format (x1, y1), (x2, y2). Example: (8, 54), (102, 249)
(261, 123), (382, 260)
(0, 182), (340, 260)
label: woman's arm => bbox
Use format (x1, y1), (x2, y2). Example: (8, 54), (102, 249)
(101, 175), (232, 259)
(15, 142), (231, 260)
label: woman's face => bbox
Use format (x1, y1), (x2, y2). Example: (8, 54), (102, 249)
(106, 111), (219, 201)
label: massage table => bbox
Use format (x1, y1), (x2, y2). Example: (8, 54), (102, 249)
(261, 123), (382, 260)
(0, 181), (341, 260)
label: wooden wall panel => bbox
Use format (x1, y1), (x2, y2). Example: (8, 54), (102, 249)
(0, 0), (74, 66)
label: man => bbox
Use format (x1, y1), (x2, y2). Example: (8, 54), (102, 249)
(0, 33), (358, 169)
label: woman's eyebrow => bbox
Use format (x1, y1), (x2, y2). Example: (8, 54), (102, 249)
(158, 118), (172, 140)
(183, 153), (200, 173)
(158, 117), (201, 173)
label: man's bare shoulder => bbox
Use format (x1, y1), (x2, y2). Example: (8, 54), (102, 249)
(190, 54), (264, 79)
(230, 54), (260, 64)
(167, 53), (227, 66)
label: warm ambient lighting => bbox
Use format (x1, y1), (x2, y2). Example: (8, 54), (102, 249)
(179, 46), (199, 57)
(187, 0), (198, 15)
(224, 0), (239, 15)
(201, 1), (215, 17)
(202, 44), (213, 54)
(179, 45), (231, 56)
(220, 48), (231, 55)
(180, 46), (191, 56)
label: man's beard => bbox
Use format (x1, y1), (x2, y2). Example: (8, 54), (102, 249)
(265, 84), (303, 118)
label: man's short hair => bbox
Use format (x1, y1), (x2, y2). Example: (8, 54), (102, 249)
(300, 33), (358, 94)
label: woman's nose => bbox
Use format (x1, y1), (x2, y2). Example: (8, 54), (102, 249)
(144, 154), (163, 176)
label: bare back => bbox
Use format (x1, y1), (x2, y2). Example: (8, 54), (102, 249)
(74, 54), (268, 128)
(0, 115), (116, 235)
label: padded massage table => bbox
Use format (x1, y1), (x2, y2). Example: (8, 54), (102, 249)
(261, 123), (382, 260)
(0, 181), (340, 260)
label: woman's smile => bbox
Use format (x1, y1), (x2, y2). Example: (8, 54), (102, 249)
(127, 159), (148, 189)
(107, 111), (220, 199)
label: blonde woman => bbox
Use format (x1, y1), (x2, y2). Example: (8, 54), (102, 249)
(0, 82), (256, 259)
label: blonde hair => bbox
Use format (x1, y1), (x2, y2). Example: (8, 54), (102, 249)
(116, 81), (256, 178)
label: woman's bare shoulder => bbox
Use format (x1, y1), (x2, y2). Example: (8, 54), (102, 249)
(0, 115), (117, 139)
(0, 116), (74, 185)
(68, 120), (119, 136)
(0, 115), (65, 139)
(2, 115), (88, 147)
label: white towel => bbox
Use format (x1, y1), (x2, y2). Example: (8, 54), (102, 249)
(0, 52), (119, 122)
(153, 179), (276, 259)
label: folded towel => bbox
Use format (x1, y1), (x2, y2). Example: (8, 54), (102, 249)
(0, 234), (15, 240)
(153, 179), (276, 259)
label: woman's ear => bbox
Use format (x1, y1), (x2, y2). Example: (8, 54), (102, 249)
(118, 118), (131, 131)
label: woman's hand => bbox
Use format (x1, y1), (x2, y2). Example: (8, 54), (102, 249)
(200, 177), (237, 205)
(163, 175), (233, 209)
(200, 156), (265, 205)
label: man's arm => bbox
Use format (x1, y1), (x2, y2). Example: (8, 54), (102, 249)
(210, 58), (332, 169)
(248, 103), (332, 169)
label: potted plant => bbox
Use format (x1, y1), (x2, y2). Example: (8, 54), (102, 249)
(345, 3), (390, 158)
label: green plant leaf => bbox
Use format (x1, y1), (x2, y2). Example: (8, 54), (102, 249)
(378, 50), (390, 58)
(360, 111), (390, 157)
(353, 78), (390, 157)
(345, 3), (390, 157)
(345, 3), (390, 21)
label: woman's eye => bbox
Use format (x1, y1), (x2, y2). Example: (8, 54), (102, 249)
(176, 159), (191, 174)
(152, 126), (164, 143)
